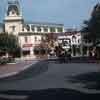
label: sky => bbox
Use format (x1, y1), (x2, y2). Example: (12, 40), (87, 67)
(0, 0), (100, 29)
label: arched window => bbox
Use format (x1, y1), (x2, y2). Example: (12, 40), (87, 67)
(10, 25), (16, 32)
(72, 35), (76, 43)
(57, 27), (63, 32)
(24, 36), (28, 43)
(50, 27), (55, 32)
(78, 39), (80, 43)
(31, 25), (35, 32)
(43, 27), (48, 32)
(34, 36), (37, 41)
(37, 26), (41, 32)
(25, 24), (30, 31)
(22, 25), (24, 31)
(7, 5), (20, 16)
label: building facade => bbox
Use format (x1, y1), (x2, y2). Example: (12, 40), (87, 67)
(0, 0), (83, 57)
(3, 0), (64, 56)
(57, 29), (82, 56)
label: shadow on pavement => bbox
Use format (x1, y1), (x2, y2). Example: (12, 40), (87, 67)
(48, 56), (99, 63)
(67, 72), (100, 90)
(0, 60), (49, 82)
(0, 88), (100, 100)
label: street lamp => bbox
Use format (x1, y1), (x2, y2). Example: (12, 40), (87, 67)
(80, 32), (84, 56)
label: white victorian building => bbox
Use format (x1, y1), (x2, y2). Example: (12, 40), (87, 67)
(57, 28), (82, 56)
(3, 0), (64, 56)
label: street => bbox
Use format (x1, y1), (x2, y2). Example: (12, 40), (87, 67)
(0, 60), (100, 99)
(0, 60), (99, 92)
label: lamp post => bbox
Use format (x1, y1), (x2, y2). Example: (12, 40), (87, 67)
(80, 32), (84, 57)
(18, 37), (23, 58)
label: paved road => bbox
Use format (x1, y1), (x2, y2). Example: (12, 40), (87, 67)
(0, 60), (99, 91)
(0, 61), (100, 99)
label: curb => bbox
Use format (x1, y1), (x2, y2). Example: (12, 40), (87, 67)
(0, 94), (28, 100)
(0, 61), (38, 79)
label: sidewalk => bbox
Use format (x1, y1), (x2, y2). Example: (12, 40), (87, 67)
(0, 60), (38, 79)
(0, 56), (48, 79)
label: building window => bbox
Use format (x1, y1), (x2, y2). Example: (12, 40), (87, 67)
(12, 9), (16, 15)
(78, 39), (80, 43)
(50, 27), (55, 32)
(31, 25), (35, 32)
(88, 40), (91, 43)
(37, 26), (41, 32)
(34, 36), (37, 41)
(24, 36), (28, 43)
(72, 35), (76, 43)
(12, 26), (16, 32)
(22, 25), (24, 31)
(25, 24), (30, 31)
(57, 27), (63, 32)
(43, 27), (48, 32)
(10, 26), (16, 32)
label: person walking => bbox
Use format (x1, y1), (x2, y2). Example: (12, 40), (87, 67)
(96, 48), (100, 63)
(57, 45), (64, 63)
(67, 49), (72, 63)
(64, 49), (68, 63)
(60, 48), (66, 63)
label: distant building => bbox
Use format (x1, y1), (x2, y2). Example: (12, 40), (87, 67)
(0, 0), (83, 57)
(57, 29), (81, 46)
(56, 29), (82, 55)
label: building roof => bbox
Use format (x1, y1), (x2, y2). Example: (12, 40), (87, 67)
(8, 0), (20, 5)
(55, 32), (81, 36)
(24, 21), (64, 27)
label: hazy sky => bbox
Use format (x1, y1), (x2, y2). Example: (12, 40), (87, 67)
(0, 0), (100, 28)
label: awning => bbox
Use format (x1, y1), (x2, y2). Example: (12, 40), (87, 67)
(22, 48), (30, 51)
(23, 44), (33, 48)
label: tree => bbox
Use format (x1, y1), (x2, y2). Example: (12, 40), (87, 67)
(0, 33), (20, 57)
(81, 3), (100, 46)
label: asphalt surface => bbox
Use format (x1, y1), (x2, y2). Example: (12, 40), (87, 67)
(0, 59), (100, 100)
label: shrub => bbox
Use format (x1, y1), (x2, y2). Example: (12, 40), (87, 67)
(0, 56), (15, 65)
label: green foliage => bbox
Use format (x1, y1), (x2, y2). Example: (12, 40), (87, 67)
(81, 3), (100, 45)
(0, 33), (20, 55)
(0, 57), (14, 65)
(0, 58), (8, 65)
